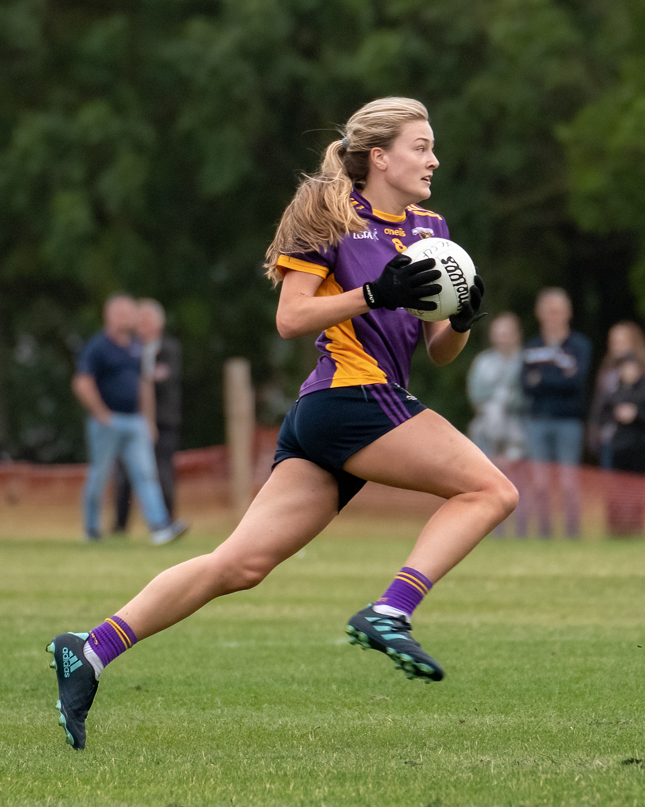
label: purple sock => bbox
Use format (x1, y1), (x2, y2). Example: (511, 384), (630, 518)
(375, 567), (432, 617)
(87, 615), (138, 668)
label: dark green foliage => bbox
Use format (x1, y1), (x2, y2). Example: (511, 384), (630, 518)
(0, 0), (643, 458)
(562, 0), (645, 318)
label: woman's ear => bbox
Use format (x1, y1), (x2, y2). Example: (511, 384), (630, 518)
(370, 146), (388, 172)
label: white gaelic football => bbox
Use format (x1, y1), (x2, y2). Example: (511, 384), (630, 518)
(404, 238), (477, 322)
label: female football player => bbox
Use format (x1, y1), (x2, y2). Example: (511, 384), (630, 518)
(47, 97), (518, 749)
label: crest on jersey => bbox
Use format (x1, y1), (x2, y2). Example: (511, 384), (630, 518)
(412, 226), (435, 238)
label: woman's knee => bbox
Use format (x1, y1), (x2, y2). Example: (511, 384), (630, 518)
(490, 475), (520, 518)
(450, 471), (518, 520)
(208, 552), (273, 594)
(234, 561), (270, 591)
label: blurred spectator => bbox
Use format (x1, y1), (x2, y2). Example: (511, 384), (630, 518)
(587, 321), (645, 469)
(113, 299), (183, 531)
(601, 353), (645, 535)
(468, 313), (526, 460)
(522, 288), (592, 538)
(605, 353), (645, 473)
(72, 294), (187, 545)
(467, 313), (528, 536)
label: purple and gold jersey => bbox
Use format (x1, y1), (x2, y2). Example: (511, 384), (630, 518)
(277, 189), (450, 396)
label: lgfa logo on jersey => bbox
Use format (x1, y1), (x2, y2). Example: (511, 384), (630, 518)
(352, 227), (379, 241)
(412, 227), (434, 239)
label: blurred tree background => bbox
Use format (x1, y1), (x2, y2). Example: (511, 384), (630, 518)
(0, 0), (643, 461)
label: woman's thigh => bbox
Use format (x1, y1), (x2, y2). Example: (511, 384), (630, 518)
(342, 409), (509, 498)
(212, 457), (341, 572)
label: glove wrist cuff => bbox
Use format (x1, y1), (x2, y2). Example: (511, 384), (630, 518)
(363, 283), (381, 309)
(449, 311), (487, 334)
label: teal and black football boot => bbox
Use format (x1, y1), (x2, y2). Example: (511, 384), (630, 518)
(46, 632), (98, 750)
(346, 605), (444, 682)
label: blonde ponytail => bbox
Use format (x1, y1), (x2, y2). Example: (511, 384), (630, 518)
(265, 97), (429, 284)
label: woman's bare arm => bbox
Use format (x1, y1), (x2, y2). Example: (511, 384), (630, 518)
(423, 320), (470, 366)
(276, 270), (370, 339)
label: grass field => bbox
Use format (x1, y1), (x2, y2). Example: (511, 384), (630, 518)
(2, 520), (645, 807)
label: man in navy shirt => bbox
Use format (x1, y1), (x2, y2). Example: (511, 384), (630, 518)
(522, 288), (592, 538)
(73, 294), (188, 544)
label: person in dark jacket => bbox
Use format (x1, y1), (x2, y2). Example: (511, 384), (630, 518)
(522, 288), (592, 538)
(113, 299), (184, 531)
(605, 354), (645, 473)
(587, 321), (645, 469)
(601, 353), (645, 535)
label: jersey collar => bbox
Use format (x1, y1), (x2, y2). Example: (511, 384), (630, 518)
(350, 188), (408, 224)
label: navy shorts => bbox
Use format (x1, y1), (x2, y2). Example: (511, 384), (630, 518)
(274, 383), (427, 510)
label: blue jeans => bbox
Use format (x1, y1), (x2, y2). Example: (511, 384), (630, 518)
(83, 414), (169, 535)
(599, 441), (613, 470)
(525, 417), (583, 538)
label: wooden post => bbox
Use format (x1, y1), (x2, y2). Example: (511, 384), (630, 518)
(224, 358), (255, 517)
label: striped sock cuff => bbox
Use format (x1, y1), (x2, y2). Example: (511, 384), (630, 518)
(105, 616), (138, 649)
(375, 566), (433, 618)
(88, 615), (138, 669)
(395, 567), (432, 596)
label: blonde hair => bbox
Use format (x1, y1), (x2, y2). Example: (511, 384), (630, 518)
(265, 97), (429, 284)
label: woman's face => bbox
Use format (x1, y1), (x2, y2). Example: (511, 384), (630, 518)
(620, 360), (643, 386)
(608, 326), (633, 358)
(490, 317), (521, 353)
(371, 119), (439, 205)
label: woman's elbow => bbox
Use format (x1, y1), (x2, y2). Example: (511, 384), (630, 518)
(277, 322), (297, 340)
(427, 348), (453, 367)
(276, 312), (304, 340)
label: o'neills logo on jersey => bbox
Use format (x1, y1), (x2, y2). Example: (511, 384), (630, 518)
(442, 255), (470, 309)
(384, 228), (406, 237)
(412, 227), (434, 239)
(353, 228), (378, 240)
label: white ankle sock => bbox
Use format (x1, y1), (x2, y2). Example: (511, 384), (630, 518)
(372, 604), (410, 620)
(83, 641), (104, 680)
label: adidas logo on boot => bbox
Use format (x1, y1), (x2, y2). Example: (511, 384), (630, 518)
(62, 647), (84, 678)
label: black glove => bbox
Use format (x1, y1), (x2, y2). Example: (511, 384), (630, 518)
(363, 254), (442, 311)
(449, 274), (486, 333)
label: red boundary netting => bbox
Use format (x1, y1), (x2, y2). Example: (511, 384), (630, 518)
(0, 427), (280, 508)
(0, 431), (643, 537)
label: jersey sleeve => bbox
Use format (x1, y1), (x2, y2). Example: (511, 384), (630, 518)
(276, 247), (335, 280)
(436, 215), (450, 239)
(408, 206), (450, 240)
